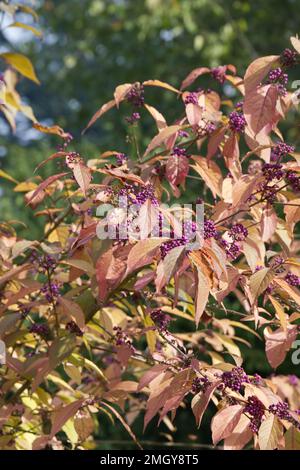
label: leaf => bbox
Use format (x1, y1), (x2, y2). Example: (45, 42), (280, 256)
(33, 122), (70, 139)
(244, 55), (279, 93)
(155, 245), (186, 292)
(9, 22), (42, 37)
(166, 154), (189, 186)
(100, 402), (142, 449)
(26, 172), (68, 205)
(194, 266), (210, 326)
(72, 163), (91, 196)
(74, 410), (94, 442)
(138, 365), (168, 391)
(114, 83), (132, 108)
(224, 414), (252, 450)
(258, 415), (282, 450)
(192, 381), (221, 427)
(125, 238), (164, 276)
(211, 405), (244, 445)
(51, 400), (84, 438)
(144, 104), (167, 130)
(249, 267), (275, 302)
(264, 326), (298, 369)
(58, 297), (85, 329)
(285, 426), (300, 450)
(290, 36), (300, 54)
(185, 103), (203, 127)
(34, 151), (67, 172)
(0, 169), (18, 184)
(191, 156), (223, 198)
(244, 85), (278, 136)
(143, 79), (180, 94)
(49, 335), (77, 369)
(144, 125), (183, 156)
(83, 99), (116, 133)
(269, 295), (287, 331)
(180, 67), (211, 90)
(261, 207), (277, 242)
(274, 278), (300, 308)
(0, 52), (40, 84)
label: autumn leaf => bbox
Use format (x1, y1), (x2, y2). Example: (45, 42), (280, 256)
(211, 405), (244, 445)
(258, 415), (282, 450)
(72, 163), (91, 196)
(0, 52), (40, 84)
(244, 55), (279, 93)
(166, 154), (189, 186)
(244, 84), (279, 136)
(144, 125), (183, 156)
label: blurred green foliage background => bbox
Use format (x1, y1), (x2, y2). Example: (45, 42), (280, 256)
(1, 0), (300, 448)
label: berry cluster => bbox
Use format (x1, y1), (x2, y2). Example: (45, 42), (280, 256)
(29, 323), (50, 339)
(203, 219), (218, 240)
(221, 367), (249, 392)
(116, 153), (128, 166)
(262, 163), (285, 182)
(66, 321), (83, 336)
(267, 67), (288, 96)
(150, 309), (171, 331)
(125, 112), (141, 124)
(285, 272), (300, 287)
(191, 376), (210, 394)
(184, 92), (199, 105)
(220, 238), (241, 260)
(229, 111), (246, 133)
(270, 142), (295, 162)
(245, 396), (265, 433)
(172, 146), (188, 157)
(285, 171), (300, 192)
(160, 238), (187, 260)
(280, 48), (297, 67)
(66, 151), (82, 166)
(41, 281), (61, 303)
(183, 220), (198, 241)
(228, 223), (248, 241)
(126, 84), (145, 107)
(113, 326), (134, 349)
(211, 66), (226, 84)
(269, 401), (290, 420)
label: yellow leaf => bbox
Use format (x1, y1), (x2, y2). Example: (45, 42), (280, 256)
(144, 314), (156, 354)
(9, 22), (42, 37)
(0, 169), (18, 184)
(0, 53), (40, 84)
(269, 295), (287, 331)
(258, 415), (282, 450)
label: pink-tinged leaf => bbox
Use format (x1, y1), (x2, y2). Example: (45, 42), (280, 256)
(99, 167), (145, 186)
(116, 343), (133, 367)
(192, 381), (221, 428)
(185, 103), (203, 127)
(223, 133), (240, 160)
(144, 125), (183, 156)
(155, 245), (186, 293)
(0, 263), (31, 287)
(191, 156), (223, 198)
(125, 238), (165, 277)
(231, 174), (262, 209)
(224, 414), (252, 450)
(211, 405), (244, 445)
(135, 200), (160, 240)
(180, 67), (210, 90)
(114, 83), (132, 108)
(284, 198), (300, 232)
(258, 415), (283, 450)
(144, 104), (167, 130)
(261, 207), (277, 242)
(35, 151), (67, 172)
(249, 267), (275, 302)
(194, 266), (210, 326)
(143, 79), (180, 94)
(244, 85), (279, 136)
(58, 297), (85, 329)
(290, 36), (300, 54)
(83, 99), (116, 133)
(50, 400), (84, 438)
(166, 154), (189, 186)
(96, 248), (114, 302)
(26, 172), (68, 205)
(100, 401), (142, 450)
(264, 325), (298, 368)
(138, 365), (168, 391)
(72, 163), (91, 196)
(206, 127), (226, 159)
(244, 55), (279, 93)
(134, 271), (155, 290)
